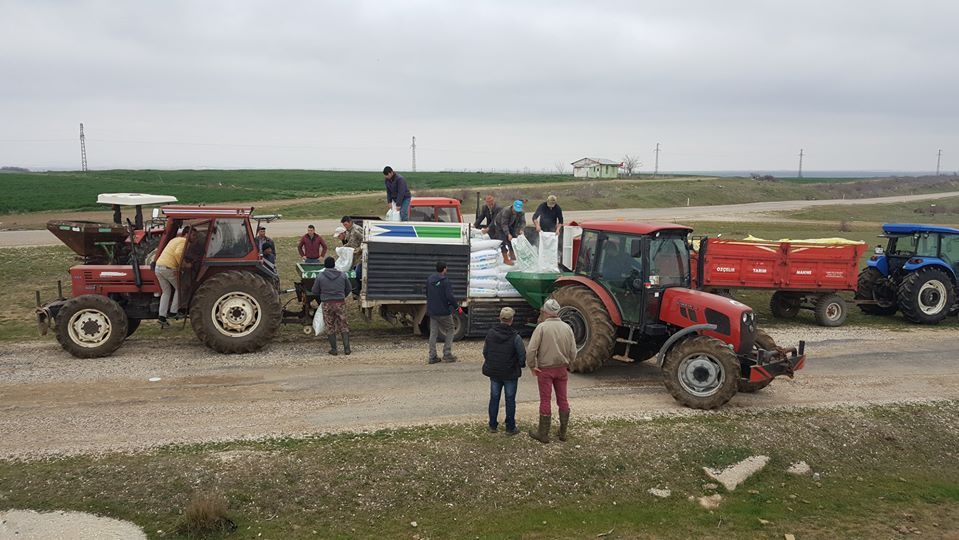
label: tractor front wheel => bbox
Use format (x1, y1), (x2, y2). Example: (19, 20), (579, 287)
(191, 270), (282, 353)
(551, 285), (616, 373)
(55, 295), (129, 358)
(897, 268), (955, 325)
(662, 335), (739, 409)
(738, 330), (776, 393)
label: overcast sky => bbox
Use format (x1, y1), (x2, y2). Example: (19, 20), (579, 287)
(1, 0), (957, 173)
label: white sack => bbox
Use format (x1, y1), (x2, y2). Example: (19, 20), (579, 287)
(469, 287), (498, 298)
(312, 306), (325, 336)
(334, 247), (354, 272)
(470, 239), (502, 252)
(537, 232), (560, 273)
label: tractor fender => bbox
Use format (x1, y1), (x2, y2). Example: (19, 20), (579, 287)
(866, 256), (889, 276)
(655, 323), (718, 367)
(901, 258), (957, 281)
(554, 275), (623, 326)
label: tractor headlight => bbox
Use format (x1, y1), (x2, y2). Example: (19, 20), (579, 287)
(742, 313), (748, 323)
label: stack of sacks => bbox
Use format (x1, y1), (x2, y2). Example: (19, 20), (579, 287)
(469, 248), (500, 297)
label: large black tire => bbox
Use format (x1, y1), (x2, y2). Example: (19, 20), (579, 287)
(55, 295), (129, 358)
(738, 330), (776, 393)
(856, 267), (898, 316)
(190, 270), (282, 353)
(769, 291), (800, 319)
(897, 268), (956, 325)
(814, 293), (848, 327)
(125, 318), (141, 338)
(551, 286), (616, 373)
(662, 335), (740, 409)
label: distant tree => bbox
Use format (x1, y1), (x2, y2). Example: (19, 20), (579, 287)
(621, 155), (641, 176)
(554, 161), (568, 175)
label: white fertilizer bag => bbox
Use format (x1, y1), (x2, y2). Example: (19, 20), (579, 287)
(537, 232), (560, 272)
(510, 235), (538, 272)
(335, 247), (354, 272)
(469, 287), (498, 298)
(470, 249), (499, 262)
(312, 307), (325, 336)
(470, 239), (502, 252)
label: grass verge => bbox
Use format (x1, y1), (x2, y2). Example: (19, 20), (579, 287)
(1, 402), (957, 539)
(784, 195), (959, 226)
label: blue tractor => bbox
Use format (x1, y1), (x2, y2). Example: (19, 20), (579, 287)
(855, 224), (959, 324)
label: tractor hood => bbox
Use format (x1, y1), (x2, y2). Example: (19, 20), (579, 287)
(659, 287), (757, 354)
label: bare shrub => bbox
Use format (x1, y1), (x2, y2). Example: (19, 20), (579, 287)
(839, 220), (852, 232)
(179, 491), (233, 535)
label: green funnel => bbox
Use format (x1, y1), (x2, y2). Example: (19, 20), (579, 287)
(505, 271), (565, 309)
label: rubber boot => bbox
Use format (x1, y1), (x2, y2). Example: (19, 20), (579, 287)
(342, 333), (351, 355)
(327, 334), (338, 356)
(558, 411), (570, 442)
(528, 415), (551, 444)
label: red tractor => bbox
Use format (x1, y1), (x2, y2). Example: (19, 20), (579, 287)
(37, 205), (282, 358)
(508, 221), (806, 409)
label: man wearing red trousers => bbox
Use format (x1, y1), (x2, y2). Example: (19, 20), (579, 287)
(526, 298), (577, 443)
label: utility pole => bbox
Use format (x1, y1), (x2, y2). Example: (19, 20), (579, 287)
(797, 148), (804, 178)
(936, 148), (942, 176)
(79, 123), (88, 172)
(411, 136), (417, 172)
(653, 142), (660, 177)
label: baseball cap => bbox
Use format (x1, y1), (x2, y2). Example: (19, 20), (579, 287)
(499, 307), (515, 320)
(334, 226), (347, 235)
(542, 298), (561, 314)
(513, 200), (524, 212)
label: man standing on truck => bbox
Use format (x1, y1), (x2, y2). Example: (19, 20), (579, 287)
(492, 200), (525, 264)
(426, 261), (461, 364)
(383, 166), (412, 221)
(527, 298), (576, 444)
(532, 195), (564, 234)
(474, 194), (502, 235)
(298, 225), (328, 263)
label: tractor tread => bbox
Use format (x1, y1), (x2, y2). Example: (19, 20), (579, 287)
(55, 294), (129, 358)
(897, 267), (955, 325)
(662, 334), (739, 409)
(190, 270), (282, 354)
(550, 286), (616, 373)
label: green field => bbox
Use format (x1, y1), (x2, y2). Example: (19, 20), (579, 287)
(1, 402), (956, 539)
(4, 170), (959, 216)
(785, 195), (959, 226)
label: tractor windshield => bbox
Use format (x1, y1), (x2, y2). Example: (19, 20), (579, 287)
(649, 235), (690, 287)
(888, 233), (937, 257)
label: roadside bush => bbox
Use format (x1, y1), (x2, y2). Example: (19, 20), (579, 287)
(839, 220), (852, 232)
(179, 491), (234, 536)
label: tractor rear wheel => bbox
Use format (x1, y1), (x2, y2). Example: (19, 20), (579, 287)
(551, 285), (616, 373)
(55, 295), (129, 358)
(814, 293), (848, 327)
(738, 330), (776, 393)
(898, 268), (956, 324)
(856, 267), (897, 315)
(769, 291), (800, 319)
(191, 270), (282, 353)
(125, 318), (141, 338)
(662, 335), (739, 409)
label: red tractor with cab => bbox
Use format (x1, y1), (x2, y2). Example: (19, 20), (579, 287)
(507, 221), (806, 409)
(37, 205), (282, 358)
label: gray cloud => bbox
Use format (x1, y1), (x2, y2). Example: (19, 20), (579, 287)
(1, 0), (957, 172)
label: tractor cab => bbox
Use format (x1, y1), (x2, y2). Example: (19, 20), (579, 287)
(570, 221), (692, 330)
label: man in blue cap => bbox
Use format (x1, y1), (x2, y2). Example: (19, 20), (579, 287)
(492, 199), (526, 264)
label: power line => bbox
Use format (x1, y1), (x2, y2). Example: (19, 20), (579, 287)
(79, 123), (88, 172)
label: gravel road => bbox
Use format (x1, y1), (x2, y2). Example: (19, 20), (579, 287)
(4, 190), (959, 248)
(2, 326), (957, 459)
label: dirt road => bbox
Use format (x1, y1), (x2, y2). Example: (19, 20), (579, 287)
(3, 190), (959, 248)
(2, 326), (957, 458)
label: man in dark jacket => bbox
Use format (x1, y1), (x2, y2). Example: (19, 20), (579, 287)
(311, 257), (353, 355)
(473, 195), (501, 236)
(426, 261), (460, 364)
(492, 200), (526, 264)
(532, 195), (564, 234)
(482, 307), (526, 435)
(383, 166), (412, 221)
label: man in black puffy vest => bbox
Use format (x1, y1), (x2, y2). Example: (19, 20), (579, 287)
(482, 307), (527, 435)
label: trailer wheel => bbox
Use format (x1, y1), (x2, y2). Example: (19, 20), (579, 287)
(898, 268), (956, 325)
(55, 295), (128, 358)
(551, 285), (616, 373)
(662, 335), (739, 409)
(814, 294), (847, 327)
(769, 292), (800, 319)
(191, 270), (282, 353)
(855, 267), (897, 315)
(417, 310), (467, 341)
(738, 330), (776, 393)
